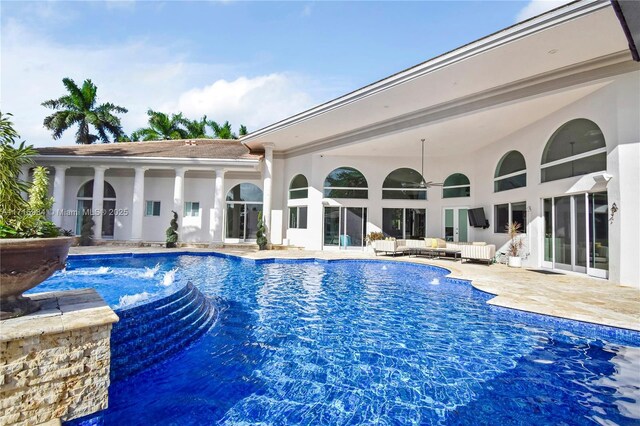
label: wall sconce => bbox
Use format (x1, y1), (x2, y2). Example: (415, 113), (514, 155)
(609, 202), (618, 224)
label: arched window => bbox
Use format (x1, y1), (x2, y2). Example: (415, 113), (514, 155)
(289, 174), (308, 199)
(494, 151), (526, 192)
(226, 183), (263, 202)
(541, 119), (606, 183)
(324, 167), (368, 199)
(76, 180), (116, 237)
(76, 180), (116, 198)
(442, 173), (470, 198)
(382, 168), (426, 200)
(226, 183), (263, 241)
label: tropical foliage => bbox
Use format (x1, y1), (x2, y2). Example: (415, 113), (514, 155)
(42, 78), (128, 144)
(132, 110), (188, 141)
(131, 110), (247, 141)
(0, 112), (60, 238)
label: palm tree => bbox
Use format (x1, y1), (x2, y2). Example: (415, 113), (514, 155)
(183, 115), (212, 139)
(210, 120), (237, 139)
(132, 110), (189, 141)
(42, 78), (128, 144)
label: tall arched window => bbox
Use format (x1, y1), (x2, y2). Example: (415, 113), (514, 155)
(76, 180), (116, 237)
(226, 183), (263, 241)
(324, 167), (368, 199)
(382, 168), (426, 200)
(442, 173), (470, 198)
(494, 151), (526, 192)
(289, 174), (308, 199)
(541, 119), (606, 183)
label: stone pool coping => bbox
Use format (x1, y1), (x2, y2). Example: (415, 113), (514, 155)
(66, 246), (640, 332)
(0, 289), (119, 342)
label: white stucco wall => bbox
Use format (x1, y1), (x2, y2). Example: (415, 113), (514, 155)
(42, 71), (638, 287)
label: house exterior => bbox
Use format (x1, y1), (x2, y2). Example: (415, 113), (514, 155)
(34, 0), (640, 287)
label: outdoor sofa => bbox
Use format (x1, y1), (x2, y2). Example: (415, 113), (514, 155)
(373, 238), (495, 264)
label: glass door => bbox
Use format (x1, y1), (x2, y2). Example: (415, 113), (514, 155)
(542, 192), (608, 278)
(226, 202), (263, 242)
(588, 192), (609, 278)
(443, 207), (468, 242)
(323, 207), (367, 249)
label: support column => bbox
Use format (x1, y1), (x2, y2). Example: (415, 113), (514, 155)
(131, 167), (147, 241)
(262, 143), (274, 242)
(212, 169), (226, 243)
(92, 167), (106, 240)
(173, 167), (186, 224)
(51, 166), (68, 227)
(20, 166), (30, 198)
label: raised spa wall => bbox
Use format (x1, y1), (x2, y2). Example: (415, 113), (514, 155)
(0, 289), (118, 426)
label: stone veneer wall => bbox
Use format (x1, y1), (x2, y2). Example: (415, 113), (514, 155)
(0, 289), (118, 426)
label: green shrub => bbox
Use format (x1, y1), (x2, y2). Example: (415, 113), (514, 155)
(166, 210), (178, 248)
(256, 211), (267, 250)
(79, 214), (94, 246)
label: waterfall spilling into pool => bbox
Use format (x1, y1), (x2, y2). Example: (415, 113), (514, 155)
(110, 282), (217, 381)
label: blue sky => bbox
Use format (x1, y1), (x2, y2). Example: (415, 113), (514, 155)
(1, 0), (569, 146)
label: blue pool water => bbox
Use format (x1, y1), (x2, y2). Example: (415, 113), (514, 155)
(40, 254), (639, 425)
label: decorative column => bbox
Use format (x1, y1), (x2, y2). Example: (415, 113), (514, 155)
(212, 169), (226, 243)
(173, 168), (186, 223)
(51, 166), (69, 227)
(262, 143), (274, 242)
(130, 167), (147, 241)
(20, 166), (30, 198)
(92, 167), (106, 240)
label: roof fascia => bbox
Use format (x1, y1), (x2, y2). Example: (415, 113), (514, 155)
(32, 155), (261, 169)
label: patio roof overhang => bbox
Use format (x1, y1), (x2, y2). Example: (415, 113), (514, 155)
(240, 0), (637, 159)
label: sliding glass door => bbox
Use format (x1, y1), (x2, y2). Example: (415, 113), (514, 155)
(323, 207), (367, 249)
(542, 192), (608, 278)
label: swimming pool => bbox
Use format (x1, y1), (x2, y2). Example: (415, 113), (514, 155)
(41, 253), (639, 425)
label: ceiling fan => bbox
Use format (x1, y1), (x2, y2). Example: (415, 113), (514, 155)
(416, 138), (444, 188)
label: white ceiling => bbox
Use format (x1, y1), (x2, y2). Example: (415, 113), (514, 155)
(321, 81), (611, 158)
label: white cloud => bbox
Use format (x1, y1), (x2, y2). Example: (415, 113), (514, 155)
(515, 0), (572, 23)
(1, 20), (320, 146)
(174, 74), (315, 132)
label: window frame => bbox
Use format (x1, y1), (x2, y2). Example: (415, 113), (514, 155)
(494, 151), (527, 193)
(289, 206), (308, 229)
(494, 201), (527, 234)
(382, 207), (427, 240)
(442, 173), (471, 199)
(184, 201), (200, 217)
(323, 167), (368, 199)
(289, 174), (309, 200)
(145, 200), (161, 217)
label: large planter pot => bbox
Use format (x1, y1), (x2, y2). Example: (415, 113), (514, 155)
(0, 237), (74, 320)
(508, 256), (522, 268)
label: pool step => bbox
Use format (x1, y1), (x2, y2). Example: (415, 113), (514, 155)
(110, 282), (217, 381)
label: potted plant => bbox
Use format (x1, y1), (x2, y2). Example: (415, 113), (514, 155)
(506, 221), (524, 268)
(256, 211), (268, 250)
(0, 112), (73, 320)
(166, 210), (179, 248)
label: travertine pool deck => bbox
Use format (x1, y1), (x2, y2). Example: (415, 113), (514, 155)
(69, 246), (640, 332)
